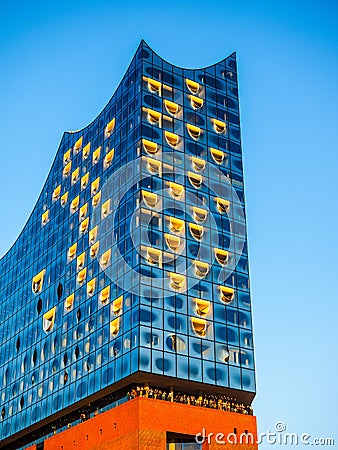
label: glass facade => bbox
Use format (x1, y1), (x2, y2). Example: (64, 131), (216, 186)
(0, 41), (255, 443)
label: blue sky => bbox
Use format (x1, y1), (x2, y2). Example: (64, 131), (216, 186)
(0, 0), (337, 447)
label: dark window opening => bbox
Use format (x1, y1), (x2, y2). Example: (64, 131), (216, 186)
(37, 298), (42, 314)
(57, 283), (63, 299)
(166, 431), (201, 448)
(33, 349), (37, 365)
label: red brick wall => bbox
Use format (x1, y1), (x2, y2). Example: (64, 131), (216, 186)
(41, 397), (257, 450)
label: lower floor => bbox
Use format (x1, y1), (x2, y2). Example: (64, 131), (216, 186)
(25, 396), (257, 450)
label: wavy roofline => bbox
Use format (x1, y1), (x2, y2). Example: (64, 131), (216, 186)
(0, 40), (236, 261)
(64, 41), (145, 135)
(64, 40), (236, 136)
(0, 43), (143, 261)
(142, 39), (236, 71)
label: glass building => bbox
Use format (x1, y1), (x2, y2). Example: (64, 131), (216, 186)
(0, 41), (256, 449)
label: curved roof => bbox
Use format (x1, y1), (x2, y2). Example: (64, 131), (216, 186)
(0, 40), (236, 262)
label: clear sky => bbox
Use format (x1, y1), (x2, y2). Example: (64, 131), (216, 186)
(0, 0), (337, 447)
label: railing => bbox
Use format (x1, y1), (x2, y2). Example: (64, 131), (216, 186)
(127, 385), (253, 415)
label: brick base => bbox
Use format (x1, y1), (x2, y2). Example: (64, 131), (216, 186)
(28, 397), (257, 449)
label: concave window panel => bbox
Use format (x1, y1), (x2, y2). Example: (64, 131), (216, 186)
(193, 260), (210, 278)
(32, 269), (46, 294)
(91, 177), (100, 196)
(191, 156), (206, 172)
(79, 204), (88, 221)
(80, 217), (89, 233)
(192, 206), (208, 223)
(100, 286), (110, 304)
(169, 217), (185, 234)
(100, 249), (112, 267)
(214, 248), (229, 266)
(147, 108), (162, 125)
(63, 161), (72, 178)
(92, 191), (102, 208)
(219, 347), (230, 363)
(52, 185), (61, 201)
(63, 149), (71, 165)
(82, 142), (91, 160)
(110, 318), (120, 337)
(65, 294), (74, 311)
(41, 210), (49, 225)
(102, 199), (111, 218)
(219, 286), (235, 303)
(210, 148), (225, 164)
(164, 100), (179, 115)
(186, 78), (200, 94)
(146, 157), (162, 175)
(168, 273), (186, 291)
(81, 173), (89, 190)
(74, 136), (83, 152)
(212, 118), (227, 134)
(194, 298), (211, 317)
(189, 223), (204, 241)
(87, 278), (96, 296)
(229, 348), (241, 365)
(144, 246), (162, 265)
(147, 77), (161, 94)
(70, 196), (80, 213)
(104, 149), (114, 168)
(90, 241), (100, 258)
(142, 139), (158, 155)
(142, 190), (158, 208)
(61, 192), (68, 207)
(190, 95), (204, 109)
(215, 197), (230, 214)
(89, 226), (98, 244)
(112, 295), (123, 316)
(168, 182), (184, 200)
(191, 317), (207, 337)
(169, 334), (186, 351)
(165, 233), (181, 252)
(187, 124), (201, 140)
(105, 118), (116, 135)
(77, 252), (86, 271)
(67, 243), (77, 260)
(43, 307), (56, 333)
(188, 172), (203, 188)
(72, 168), (80, 185)
(77, 268), (87, 285)
(93, 146), (101, 164)
(164, 131), (180, 147)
